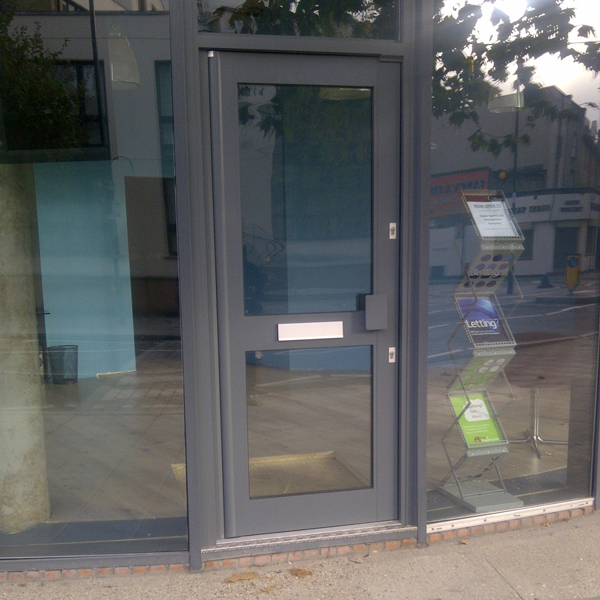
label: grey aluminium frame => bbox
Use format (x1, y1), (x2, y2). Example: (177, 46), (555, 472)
(170, 0), (434, 571)
(398, 0), (433, 544)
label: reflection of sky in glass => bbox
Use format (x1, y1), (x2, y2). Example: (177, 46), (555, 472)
(446, 0), (600, 108)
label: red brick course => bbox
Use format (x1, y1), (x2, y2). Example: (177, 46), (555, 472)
(43, 571), (61, 580)
(426, 507), (593, 546)
(78, 569), (94, 578)
(0, 507), (592, 581)
(150, 565), (167, 573)
(61, 569), (78, 579)
(26, 571), (42, 580)
(495, 521), (508, 533)
(132, 566), (148, 575)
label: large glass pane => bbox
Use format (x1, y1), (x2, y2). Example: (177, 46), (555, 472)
(246, 347), (372, 497)
(428, 1), (600, 521)
(0, 2), (186, 557)
(239, 84), (373, 315)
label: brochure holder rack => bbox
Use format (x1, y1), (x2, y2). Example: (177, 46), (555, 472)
(439, 190), (525, 513)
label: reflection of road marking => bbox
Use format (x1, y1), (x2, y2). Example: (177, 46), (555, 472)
(428, 349), (465, 359)
(428, 324), (450, 330)
(427, 332), (598, 359)
(255, 375), (322, 388)
(505, 303), (596, 322)
(428, 307), (454, 314)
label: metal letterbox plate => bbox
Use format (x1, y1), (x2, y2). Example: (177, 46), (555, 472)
(277, 321), (344, 342)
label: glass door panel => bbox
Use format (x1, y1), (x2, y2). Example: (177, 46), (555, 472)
(239, 84), (373, 316)
(247, 347), (373, 498)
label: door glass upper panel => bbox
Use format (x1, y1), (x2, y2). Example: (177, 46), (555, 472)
(239, 84), (373, 315)
(198, 0), (398, 39)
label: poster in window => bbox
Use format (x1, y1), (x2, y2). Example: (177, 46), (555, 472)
(454, 295), (515, 347)
(462, 191), (523, 240)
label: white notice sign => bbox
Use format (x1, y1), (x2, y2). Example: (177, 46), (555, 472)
(463, 192), (522, 239)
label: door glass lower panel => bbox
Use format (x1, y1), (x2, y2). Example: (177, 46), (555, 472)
(246, 347), (373, 498)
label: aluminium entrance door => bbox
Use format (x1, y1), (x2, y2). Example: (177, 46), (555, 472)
(209, 51), (400, 537)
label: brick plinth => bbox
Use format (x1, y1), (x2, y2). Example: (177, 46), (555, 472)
(426, 506), (593, 545)
(0, 506), (593, 581)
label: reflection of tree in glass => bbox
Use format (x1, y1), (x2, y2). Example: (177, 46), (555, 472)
(434, 0), (600, 155)
(239, 85), (371, 166)
(240, 84), (373, 242)
(215, 0), (396, 38)
(0, 1), (87, 153)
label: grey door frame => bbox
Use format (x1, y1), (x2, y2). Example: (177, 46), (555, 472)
(209, 51), (400, 538)
(170, 0), (433, 570)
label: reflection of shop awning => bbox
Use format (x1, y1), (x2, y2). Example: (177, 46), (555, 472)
(430, 168), (490, 217)
(509, 190), (600, 223)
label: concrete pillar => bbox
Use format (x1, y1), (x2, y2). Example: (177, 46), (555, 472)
(0, 163), (50, 533)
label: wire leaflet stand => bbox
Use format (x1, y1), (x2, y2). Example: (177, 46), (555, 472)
(439, 190), (525, 513)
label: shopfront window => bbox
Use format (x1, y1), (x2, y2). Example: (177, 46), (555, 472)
(428, 0), (600, 521)
(0, 1), (186, 556)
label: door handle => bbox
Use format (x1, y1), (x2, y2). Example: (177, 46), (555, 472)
(365, 294), (388, 330)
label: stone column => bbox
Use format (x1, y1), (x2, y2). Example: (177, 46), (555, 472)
(0, 163), (50, 533)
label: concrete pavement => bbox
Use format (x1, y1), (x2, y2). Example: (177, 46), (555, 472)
(2, 510), (600, 599)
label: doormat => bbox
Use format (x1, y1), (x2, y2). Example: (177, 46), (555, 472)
(171, 463), (187, 506)
(249, 451), (370, 498)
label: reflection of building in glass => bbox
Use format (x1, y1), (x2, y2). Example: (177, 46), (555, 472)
(431, 86), (600, 277)
(432, 87), (600, 198)
(15, 0), (166, 12)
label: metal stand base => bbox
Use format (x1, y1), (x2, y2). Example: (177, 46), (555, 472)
(439, 482), (524, 513)
(510, 388), (568, 458)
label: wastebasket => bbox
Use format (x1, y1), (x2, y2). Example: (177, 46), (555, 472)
(48, 345), (78, 384)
